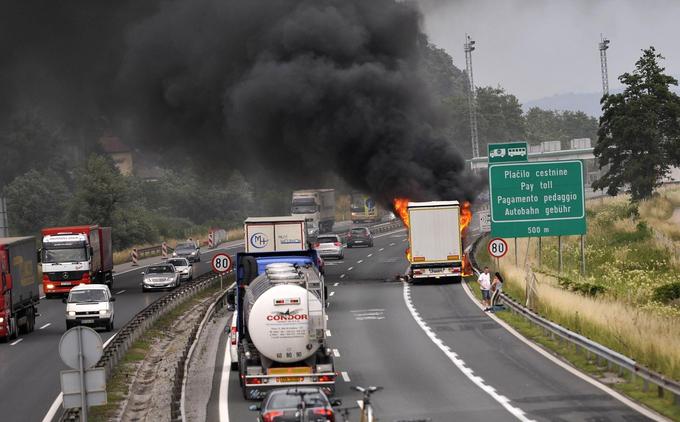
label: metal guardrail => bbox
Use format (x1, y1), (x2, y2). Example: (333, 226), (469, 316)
(467, 233), (680, 406)
(60, 271), (224, 421)
(135, 244), (174, 260)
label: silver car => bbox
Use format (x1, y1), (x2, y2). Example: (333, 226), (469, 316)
(168, 258), (193, 281)
(142, 264), (180, 291)
(314, 234), (344, 259)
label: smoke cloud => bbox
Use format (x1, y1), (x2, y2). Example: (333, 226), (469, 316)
(1, 0), (481, 207)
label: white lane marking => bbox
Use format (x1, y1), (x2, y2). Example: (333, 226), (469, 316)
(116, 289), (126, 295)
(402, 282), (533, 421)
(459, 279), (665, 421)
(39, 295), (46, 299)
(389, 242), (396, 246)
(355, 316), (385, 320)
(347, 267), (354, 271)
(402, 238), (407, 242)
(39, 323), (51, 330)
(350, 309), (384, 313)
(341, 371), (351, 382)
(340, 274), (346, 279)
(367, 253), (373, 258)
(333, 282), (339, 286)
(10, 338), (23, 346)
(329, 291), (335, 297)
(333, 349), (341, 357)
(357, 260), (363, 264)
(326, 330), (332, 337)
(219, 317), (232, 422)
(379, 248), (385, 252)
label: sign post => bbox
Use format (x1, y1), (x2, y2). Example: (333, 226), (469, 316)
(211, 253), (233, 290)
(488, 238), (508, 271)
(489, 160), (586, 238)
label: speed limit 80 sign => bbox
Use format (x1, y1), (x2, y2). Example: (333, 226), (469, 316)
(211, 253), (233, 273)
(487, 238), (508, 258)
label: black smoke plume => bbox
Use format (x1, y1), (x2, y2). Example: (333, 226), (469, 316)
(1, 0), (481, 207)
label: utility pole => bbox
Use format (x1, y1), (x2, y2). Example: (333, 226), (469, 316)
(464, 34), (480, 159)
(0, 196), (8, 237)
(599, 34), (611, 96)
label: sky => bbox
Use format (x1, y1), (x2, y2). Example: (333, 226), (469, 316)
(416, 0), (680, 102)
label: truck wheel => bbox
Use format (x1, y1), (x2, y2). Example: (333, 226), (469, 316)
(27, 309), (35, 333)
(230, 360), (238, 371)
(66, 321), (73, 330)
(106, 319), (114, 332)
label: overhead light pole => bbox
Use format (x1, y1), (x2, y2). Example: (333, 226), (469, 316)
(464, 34), (480, 159)
(599, 34), (611, 96)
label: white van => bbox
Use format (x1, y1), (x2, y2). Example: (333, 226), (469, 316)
(64, 284), (115, 331)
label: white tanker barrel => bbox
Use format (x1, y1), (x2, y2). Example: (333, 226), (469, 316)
(244, 268), (324, 363)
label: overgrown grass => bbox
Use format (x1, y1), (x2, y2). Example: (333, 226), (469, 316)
(87, 280), (227, 421)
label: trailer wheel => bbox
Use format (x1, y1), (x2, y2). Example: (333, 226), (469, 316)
(26, 308), (35, 333)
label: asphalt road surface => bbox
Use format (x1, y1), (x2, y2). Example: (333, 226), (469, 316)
(208, 227), (652, 422)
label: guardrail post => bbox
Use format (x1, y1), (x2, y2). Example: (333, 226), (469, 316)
(658, 386), (664, 399)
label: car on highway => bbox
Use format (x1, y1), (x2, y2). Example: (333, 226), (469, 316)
(141, 263), (180, 291)
(346, 227), (373, 248)
(228, 315), (238, 370)
(168, 257), (193, 281)
(249, 387), (341, 422)
(313, 234), (344, 259)
(64, 284), (115, 331)
(173, 242), (201, 263)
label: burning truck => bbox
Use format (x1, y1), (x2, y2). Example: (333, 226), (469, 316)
(394, 199), (473, 282)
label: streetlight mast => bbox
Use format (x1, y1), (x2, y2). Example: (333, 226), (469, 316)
(599, 34), (611, 96)
(464, 34), (480, 159)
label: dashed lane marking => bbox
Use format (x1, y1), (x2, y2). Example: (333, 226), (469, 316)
(367, 253), (373, 258)
(116, 289), (126, 295)
(334, 282), (339, 286)
(340, 274), (346, 279)
(10, 338), (23, 346)
(357, 260), (363, 264)
(333, 349), (341, 357)
(379, 248), (385, 252)
(402, 238), (407, 242)
(389, 243), (396, 246)
(39, 323), (51, 330)
(402, 281), (533, 422)
(347, 267), (354, 271)
(341, 371), (351, 382)
(326, 330), (332, 337)
(329, 291), (335, 297)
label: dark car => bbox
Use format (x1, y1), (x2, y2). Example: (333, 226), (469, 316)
(173, 241), (201, 262)
(250, 387), (341, 422)
(346, 227), (373, 248)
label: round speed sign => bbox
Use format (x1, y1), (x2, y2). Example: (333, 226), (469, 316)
(211, 253), (232, 273)
(487, 238), (508, 258)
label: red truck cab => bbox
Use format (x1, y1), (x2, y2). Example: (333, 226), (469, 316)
(40, 225), (113, 297)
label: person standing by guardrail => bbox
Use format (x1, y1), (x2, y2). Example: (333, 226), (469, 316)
(479, 266), (491, 311)
(490, 272), (504, 312)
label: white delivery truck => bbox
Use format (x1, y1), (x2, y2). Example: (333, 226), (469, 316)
(291, 189), (335, 235)
(244, 216), (309, 253)
(407, 201), (463, 282)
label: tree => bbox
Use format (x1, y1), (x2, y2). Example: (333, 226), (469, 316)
(4, 169), (69, 235)
(525, 108), (597, 148)
(593, 47), (680, 201)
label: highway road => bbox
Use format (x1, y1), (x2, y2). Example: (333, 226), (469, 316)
(208, 226), (652, 422)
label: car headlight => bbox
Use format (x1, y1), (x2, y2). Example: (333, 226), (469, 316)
(190, 251), (196, 255)
(172, 252), (177, 257)
(182, 269), (189, 274)
(68, 311), (76, 316)
(0, 317), (4, 323)
(99, 309), (108, 315)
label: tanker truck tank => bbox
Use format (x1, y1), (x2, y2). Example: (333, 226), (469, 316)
(244, 264), (325, 363)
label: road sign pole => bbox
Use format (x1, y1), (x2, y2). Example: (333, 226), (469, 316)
(514, 238), (518, 266)
(220, 272), (223, 290)
(538, 237), (542, 268)
(580, 235), (586, 276)
(558, 236), (563, 274)
(77, 328), (88, 422)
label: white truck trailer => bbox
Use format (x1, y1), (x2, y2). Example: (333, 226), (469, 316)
(407, 201), (463, 282)
(291, 189), (335, 235)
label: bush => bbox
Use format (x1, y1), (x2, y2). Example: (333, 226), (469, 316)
(652, 282), (680, 303)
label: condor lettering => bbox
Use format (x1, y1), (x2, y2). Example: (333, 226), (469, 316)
(267, 314), (308, 321)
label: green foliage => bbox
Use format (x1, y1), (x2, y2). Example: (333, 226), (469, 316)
(593, 47), (680, 201)
(4, 169), (69, 235)
(524, 108), (598, 148)
(652, 282), (680, 303)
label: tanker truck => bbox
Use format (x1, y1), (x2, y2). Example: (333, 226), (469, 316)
(231, 249), (335, 400)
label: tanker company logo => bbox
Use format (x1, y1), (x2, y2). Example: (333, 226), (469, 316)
(266, 308), (308, 321)
(250, 232), (269, 249)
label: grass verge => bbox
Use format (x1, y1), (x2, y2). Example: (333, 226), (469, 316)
(466, 277), (680, 421)
(87, 280), (227, 421)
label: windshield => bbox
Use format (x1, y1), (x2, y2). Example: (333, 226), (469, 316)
(292, 198), (318, 214)
(168, 259), (187, 267)
(175, 243), (195, 251)
(147, 266), (173, 274)
(42, 247), (88, 263)
(317, 236), (338, 244)
(68, 289), (107, 303)
(268, 392), (327, 409)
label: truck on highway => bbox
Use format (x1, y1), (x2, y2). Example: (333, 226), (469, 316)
(406, 201), (463, 282)
(40, 225), (113, 297)
(231, 218), (335, 400)
(350, 192), (384, 224)
(0, 237), (40, 341)
(291, 189), (335, 235)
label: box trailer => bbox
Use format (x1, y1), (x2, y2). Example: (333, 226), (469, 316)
(0, 237), (40, 341)
(244, 216), (309, 253)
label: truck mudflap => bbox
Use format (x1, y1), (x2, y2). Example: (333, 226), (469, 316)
(243, 372), (336, 400)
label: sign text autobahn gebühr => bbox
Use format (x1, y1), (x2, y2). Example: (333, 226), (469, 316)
(489, 160), (586, 238)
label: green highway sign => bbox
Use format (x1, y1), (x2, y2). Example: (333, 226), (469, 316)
(489, 160), (586, 238)
(488, 142), (528, 163)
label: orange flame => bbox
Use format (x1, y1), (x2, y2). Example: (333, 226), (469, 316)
(393, 197), (410, 228)
(460, 201), (473, 276)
